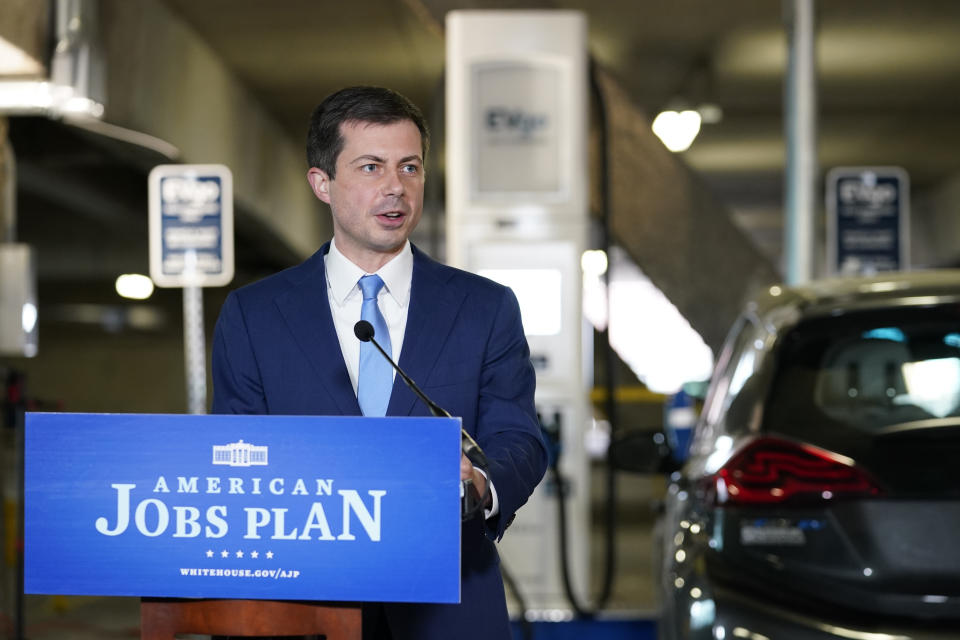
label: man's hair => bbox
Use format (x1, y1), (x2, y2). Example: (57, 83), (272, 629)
(306, 86), (430, 179)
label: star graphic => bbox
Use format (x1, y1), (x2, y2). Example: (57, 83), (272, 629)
(266, 551), (274, 559)
(206, 550), (214, 558)
(236, 550), (244, 558)
(221, 550), (229, 558)
(251, 551), (259, 559)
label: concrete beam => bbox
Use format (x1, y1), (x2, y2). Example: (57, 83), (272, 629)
(409, 1), (779, 351)
(597, 68), (780, 352)
(98, 0), (329, 260)
(0, 0), (49, 78)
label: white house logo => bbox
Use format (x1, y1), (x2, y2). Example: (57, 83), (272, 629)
(212, 440), (268, 467)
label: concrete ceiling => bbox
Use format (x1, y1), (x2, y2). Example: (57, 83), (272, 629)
(155, 0), (960, 265)
(6, 0), (960, 343)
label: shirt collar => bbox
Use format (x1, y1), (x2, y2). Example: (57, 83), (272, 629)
(326, 239), (413, 307)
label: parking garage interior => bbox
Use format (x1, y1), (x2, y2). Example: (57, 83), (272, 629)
(3, 1), (960, 639)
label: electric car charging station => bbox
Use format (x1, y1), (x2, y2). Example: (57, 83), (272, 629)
(445, 10), (592, 615)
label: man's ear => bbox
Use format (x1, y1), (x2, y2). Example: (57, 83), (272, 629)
(307, 167), (331, 204)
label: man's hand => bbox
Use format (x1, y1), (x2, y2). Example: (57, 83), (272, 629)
(461, 453), (490, 508)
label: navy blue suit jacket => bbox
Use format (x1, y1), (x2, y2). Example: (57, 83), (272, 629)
(211, 242), (547, 640)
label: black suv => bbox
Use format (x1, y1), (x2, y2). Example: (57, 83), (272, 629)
(646, 271), (960, 639)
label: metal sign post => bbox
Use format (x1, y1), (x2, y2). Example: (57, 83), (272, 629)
(182, 284), (207, 415)
(149, 165), (234, 414)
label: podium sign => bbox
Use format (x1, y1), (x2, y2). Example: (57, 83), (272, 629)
(25, 413), (461, 602)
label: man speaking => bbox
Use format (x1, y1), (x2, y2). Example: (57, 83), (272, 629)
(211, 86), (547, 640)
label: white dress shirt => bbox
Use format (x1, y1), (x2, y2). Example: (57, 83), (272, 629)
(324, 238), (412, 394)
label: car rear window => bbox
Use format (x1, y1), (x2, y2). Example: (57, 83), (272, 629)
(763, 302), (960, 495)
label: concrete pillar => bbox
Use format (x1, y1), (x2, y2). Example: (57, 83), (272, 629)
(783, 0), (818, 284)
(1, 117), (14, 244)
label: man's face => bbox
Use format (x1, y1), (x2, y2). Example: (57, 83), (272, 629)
(308, 119), (424, 271)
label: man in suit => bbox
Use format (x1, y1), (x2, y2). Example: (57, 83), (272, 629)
(211, 86), (547, 640)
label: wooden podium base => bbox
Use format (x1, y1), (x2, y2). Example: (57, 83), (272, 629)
(140, 598), (361, 639)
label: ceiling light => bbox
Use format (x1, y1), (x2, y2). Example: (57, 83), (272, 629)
(652, 109), (702, 153)
(116, 274), (155, 300)
(580, 249), (608, 276)
(21, 302), (38, 333)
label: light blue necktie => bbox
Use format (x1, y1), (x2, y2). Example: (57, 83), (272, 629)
(357, 275), (393, 416)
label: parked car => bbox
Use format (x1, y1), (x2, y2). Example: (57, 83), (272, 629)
(637, 270), (960, 639)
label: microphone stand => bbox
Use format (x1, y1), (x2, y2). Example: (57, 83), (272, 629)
(356, 322), (491, 521)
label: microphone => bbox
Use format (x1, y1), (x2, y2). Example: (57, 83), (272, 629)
(353, 320), (488, 470)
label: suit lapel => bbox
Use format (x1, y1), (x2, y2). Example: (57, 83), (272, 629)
(388, 247), (466, 416)
(274, 244), (361, 416)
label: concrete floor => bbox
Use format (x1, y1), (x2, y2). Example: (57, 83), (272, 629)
(19, 596), (141, 639)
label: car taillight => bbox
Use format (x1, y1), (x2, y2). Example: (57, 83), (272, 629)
(713, 437), (884, 505)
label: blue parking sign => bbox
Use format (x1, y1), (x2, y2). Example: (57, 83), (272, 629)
(827, 167), (909, 276)
(149, 164), (234, 287)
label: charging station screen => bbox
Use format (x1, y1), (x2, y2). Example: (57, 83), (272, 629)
(478, 268), (562, 336)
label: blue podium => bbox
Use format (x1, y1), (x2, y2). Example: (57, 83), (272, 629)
(25, 413), (463, 637)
